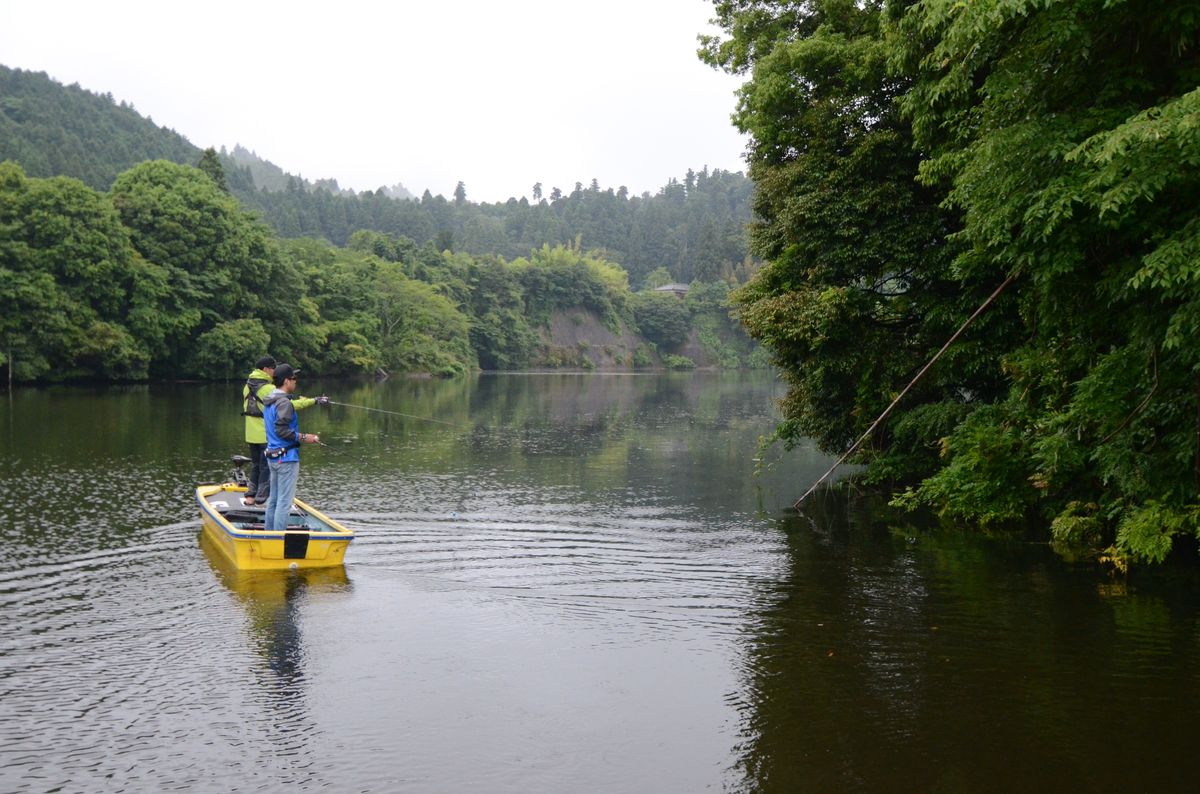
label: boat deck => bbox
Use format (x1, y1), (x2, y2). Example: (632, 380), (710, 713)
(202, 489), (324, 532)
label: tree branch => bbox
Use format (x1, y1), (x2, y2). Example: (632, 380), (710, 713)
(1098, 350), (1158, 446)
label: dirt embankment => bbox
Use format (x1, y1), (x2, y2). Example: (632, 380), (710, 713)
(531, 308), (644, 369)
(531, 308), (726, 370)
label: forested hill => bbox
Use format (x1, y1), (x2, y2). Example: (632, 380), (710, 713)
(0, 64), (755, 288)
(0, 65), (201, 190)
(249, 170), (756, 288)
(0, 66), (302, 198)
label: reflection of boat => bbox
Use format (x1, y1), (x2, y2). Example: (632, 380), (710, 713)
(199, 530), (349, 730)
(196, 456), (354, 571)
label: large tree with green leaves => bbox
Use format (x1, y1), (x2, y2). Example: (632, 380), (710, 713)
(702, 0), (1013, 484)
(889, 0), (1200, 563)
(109, 160), (311, 373)
(0, 161), (150, 379)
(283, 238), (476, 376)
(631, 291), (691, 348)
(705, 0), (1200, 563)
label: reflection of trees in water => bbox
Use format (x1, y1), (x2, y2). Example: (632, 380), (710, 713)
(450, 372), (811, 509)
(466, 371), (776, 429)
(213, 372), (798, 507)
(729, 493), (935, 791)
(730, 493), (1200, 792)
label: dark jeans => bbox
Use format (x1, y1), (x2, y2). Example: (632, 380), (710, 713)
(246, 442), (269, 503)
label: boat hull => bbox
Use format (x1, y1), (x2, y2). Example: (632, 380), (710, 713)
(196, 483), (354, 570)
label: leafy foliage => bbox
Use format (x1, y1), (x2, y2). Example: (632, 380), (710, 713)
(892, 0), (1200, 562)
(510, 243), (630, 331)
(662, 353), (697, 370)
(109, 160), (304, 374)
(707, 0), (1010, 477)
(0, 162), (149, 379)
(706, 0), (1200, 564)
(631, 292), (691, 348)
(192, 319), (271, 380)
(461, 254), (539, 370)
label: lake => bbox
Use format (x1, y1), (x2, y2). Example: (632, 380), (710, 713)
(1, 372), (1197, 791)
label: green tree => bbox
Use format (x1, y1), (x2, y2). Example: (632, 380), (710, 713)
(196, 147), (229, 193)
(0, 161), (150, 380)
(704, 0), (1001, 484)
(284, 237), (474, 376)
(693, 220), (721, 283)
(890, 0), (1200, 563)
(631, 291), (690, 349)
(373, 260), (475, 375)
(192, 318), (271, 379)
(512, 243), (631, 331)
(641, 267), (673, 290)
(465, 254), (538, 369)
(109, 160), (294, 374)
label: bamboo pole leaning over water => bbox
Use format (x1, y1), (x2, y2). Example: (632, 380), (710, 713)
(795, 274), (1017, 508)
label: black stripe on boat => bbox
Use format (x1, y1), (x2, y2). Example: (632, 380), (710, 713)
(283, 530), (310, 559)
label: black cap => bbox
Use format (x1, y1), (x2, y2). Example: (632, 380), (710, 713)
(273, 363), (300, 386)
(256, 355), (276, 370)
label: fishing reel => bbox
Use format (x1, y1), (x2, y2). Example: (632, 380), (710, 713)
(230, 454), (252, 487)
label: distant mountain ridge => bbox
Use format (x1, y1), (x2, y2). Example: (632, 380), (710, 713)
(225, 143), (414, 199)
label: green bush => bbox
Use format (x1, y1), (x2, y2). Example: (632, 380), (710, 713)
(662, 354), (695, 370)
(191, 319), (271, 380)
(631, 291), (690, 348)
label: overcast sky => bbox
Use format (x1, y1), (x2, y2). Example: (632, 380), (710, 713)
(0, 0), (748, 203)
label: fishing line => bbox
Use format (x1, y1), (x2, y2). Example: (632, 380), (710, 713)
(326, 400), (465, 427)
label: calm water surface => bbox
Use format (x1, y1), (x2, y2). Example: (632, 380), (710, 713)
(1, 372), (1197, 792)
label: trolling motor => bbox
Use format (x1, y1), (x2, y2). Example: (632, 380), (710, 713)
(230, 454), (252, 487)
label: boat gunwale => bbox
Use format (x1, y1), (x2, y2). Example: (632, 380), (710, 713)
(195, 483), (355, 542)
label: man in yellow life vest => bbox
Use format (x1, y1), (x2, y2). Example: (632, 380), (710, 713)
(241, 356), (318, 507)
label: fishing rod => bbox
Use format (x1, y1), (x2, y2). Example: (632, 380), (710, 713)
(312, 438), (348, 454)
(326, 400), (464, 427)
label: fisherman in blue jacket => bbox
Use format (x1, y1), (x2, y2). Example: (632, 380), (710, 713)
(262, 363), (329, 532)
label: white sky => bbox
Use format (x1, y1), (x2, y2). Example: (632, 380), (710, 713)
(0, 0), (748, 203)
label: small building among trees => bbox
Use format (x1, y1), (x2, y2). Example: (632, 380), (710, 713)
(653, 283), (690, 299)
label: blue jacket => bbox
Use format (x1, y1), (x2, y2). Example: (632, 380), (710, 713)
(264, 389), (303, 463)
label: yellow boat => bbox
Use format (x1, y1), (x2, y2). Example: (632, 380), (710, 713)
(196, 456), (354, 570)
(199, 530), (350, 600)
